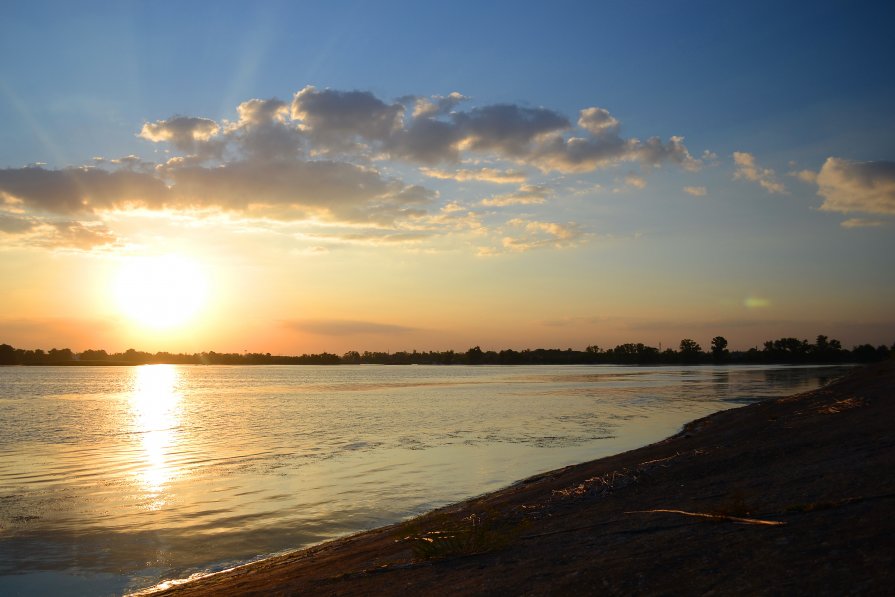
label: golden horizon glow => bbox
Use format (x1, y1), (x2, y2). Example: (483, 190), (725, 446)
(113, 254), (209, 332)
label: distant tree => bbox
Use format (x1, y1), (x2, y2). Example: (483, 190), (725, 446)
(47, 348), (74, 362)
(342, 350), (361, 364)
(79, 349), (109, 361)
(465, 346), (484, 365)
(678, 339), (702, 363)
(0, 343), (16, 365)
(710, 336), (729, 363)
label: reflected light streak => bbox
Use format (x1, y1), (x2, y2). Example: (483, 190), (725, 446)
(130, 364), (183, 508)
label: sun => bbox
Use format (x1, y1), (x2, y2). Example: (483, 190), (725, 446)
(113, 255), (209, 329)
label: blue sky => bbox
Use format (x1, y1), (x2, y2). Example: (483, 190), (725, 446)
(1, 1), (893, 352)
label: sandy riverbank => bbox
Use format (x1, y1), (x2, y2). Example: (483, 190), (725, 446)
(145, 361), (894, 596)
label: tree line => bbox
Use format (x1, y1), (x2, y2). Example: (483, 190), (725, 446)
(1, 335), (892, 366)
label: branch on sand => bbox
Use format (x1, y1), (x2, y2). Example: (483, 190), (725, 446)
(626, 509), (786, 526)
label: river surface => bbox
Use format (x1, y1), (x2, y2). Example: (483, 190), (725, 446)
(0, 364), (849, 595)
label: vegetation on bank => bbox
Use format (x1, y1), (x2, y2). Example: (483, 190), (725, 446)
(1, 335), (893, 366)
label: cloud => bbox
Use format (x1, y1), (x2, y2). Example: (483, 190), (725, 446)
(0, 211), (37, 233)
(235, 98), (289, 126)
(840, 217), (886, 229)
(0, 165), (168, 215)
(481, 184), (551, 206)
(733, 151), (786, 194)
(501, 218), (584, 251)
(291, 86), (404, 149)
(0, 160), (433, 226)
(3, 86), (711, 252)
(0, 211), (117, 250)
(229, 98), (303, 161)
(788, 168), (817, 184)
(577, 107), (620, 135)
(816, 157), (895, 215)
(412, 92), (469, 118)
(167, 160), (434, 224)
(532, 132), (700, 173)
(285, 319), (417, 336)
(624, 173), (647, 189)
(139, 116), (221, 152)
(683, 185), (707, 196)
(37, 221), (117, 249)
(420, 167), (526, 184)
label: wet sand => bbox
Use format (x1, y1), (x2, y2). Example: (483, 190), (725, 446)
(147, 362), (894, 596)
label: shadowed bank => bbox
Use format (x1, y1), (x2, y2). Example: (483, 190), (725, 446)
(144, 361), (895, 596)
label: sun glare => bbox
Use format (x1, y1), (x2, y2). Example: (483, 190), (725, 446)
(113, 255), (208, 329)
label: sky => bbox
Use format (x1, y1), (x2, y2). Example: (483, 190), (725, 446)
(1, 0), (894, 354)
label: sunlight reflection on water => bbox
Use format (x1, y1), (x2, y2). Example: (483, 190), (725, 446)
(130, 365), (182, 508)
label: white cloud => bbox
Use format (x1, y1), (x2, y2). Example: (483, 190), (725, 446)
(733, 151), (786, 194)
(816, 157), (895, 215)
(683, 185), (707, 196)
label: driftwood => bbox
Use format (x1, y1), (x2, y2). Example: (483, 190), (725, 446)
(626, 509), (786, 526)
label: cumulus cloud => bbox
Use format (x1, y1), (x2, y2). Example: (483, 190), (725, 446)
(0, 165), (168, 214)
(229, 98), (303, 161)
(291, 86), (404, 149)
(0, 161), (432, 226)
(816, 157), (895, 215)
(577, 107), (619, 135)
(412, 92), (469, 118)
(167, 160), (434, 224)
(139, 116), (221, 153)
(683, 185), (707, 196)
(733, 151), (786, 194)
(2, 86), (710, 252)
(481, 184), (551, 207)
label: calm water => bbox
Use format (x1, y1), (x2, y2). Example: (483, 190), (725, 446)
(0, 364), (848, 595)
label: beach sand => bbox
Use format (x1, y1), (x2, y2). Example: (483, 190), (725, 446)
(147, 362), (894, 596)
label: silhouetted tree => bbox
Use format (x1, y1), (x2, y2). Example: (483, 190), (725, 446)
(679, 339), (702, 363)
(710, 336), (729, 363)
(465, 346), (484, 365)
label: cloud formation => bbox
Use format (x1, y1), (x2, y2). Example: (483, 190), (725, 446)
(816, 158), (895, 215)
(683, 185), (707, 196)
(733, 151), (786, 194)
(0, 86), (706, 249)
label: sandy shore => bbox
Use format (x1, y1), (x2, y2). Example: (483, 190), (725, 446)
(146, 362), (894, 596)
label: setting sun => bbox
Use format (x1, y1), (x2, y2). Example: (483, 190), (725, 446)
(113, 255), (208, 330)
